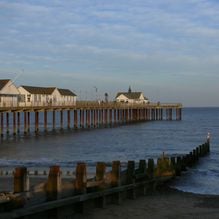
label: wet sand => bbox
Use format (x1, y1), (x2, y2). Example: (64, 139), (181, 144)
(84, 187), (219, 219)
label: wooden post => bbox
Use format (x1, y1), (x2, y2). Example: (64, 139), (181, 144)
(73, 163), (87, 214)
(6, 112), (9, 135)
(53, 110), (56, 130)
(126, 161), (136, 199)
(67, 110), (71, 129)
(117, 110), (120, 124)
(17, 112), (20, 133)
(113, 109), (117, 125)
(139, 159), (146, 174)
(170, 157), (176, 170)
(24, 111), (27, 134)
(0, 112), (3, 137)
(111, 161), (121, 187)
(176, 156), (182, 176)
(60, 110), (63, 130)
(14, 167), (29, 193)
(74, 163), (87, 194)
(138, 159), (147, 195)
(96, 162), (106, 181)
(13, 111), (16, 135)
(147, 159), (154, 179)
(74, 110), (78, 129)
(80, 110), (84, 128)
(35, 111), (39, 133)
(96, 162), (106, 208)
(96, 109), (99, 127)
(85, 110), (88, 128)
(94, 109), (97, 128)
(109, 109), (112, 126)
(111, 161), (122, 204)
(181, 156), (187, 171)
(27, 112), (30, 133)
(89, 110), (92, 127)
(44, 110), (47, 132)
(46, 166), (62, 201)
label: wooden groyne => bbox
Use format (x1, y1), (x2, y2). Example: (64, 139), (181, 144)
(0, 102), (182, 137)
(0, 141), (209, 219)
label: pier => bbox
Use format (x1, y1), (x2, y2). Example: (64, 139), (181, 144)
(0, 102), (182, 137)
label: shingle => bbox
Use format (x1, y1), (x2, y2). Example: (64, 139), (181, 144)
(21, 85), (56, 95)
(116, 92), (142, 99)
(0, 79), (10, 90)
(58, 88), (77, 96)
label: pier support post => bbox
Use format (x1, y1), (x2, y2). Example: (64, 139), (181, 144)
(44, 110), (47, 132)
(67, 110), (71, 129)
(6, 112), (9, 135)
(80, 110), (84, 128)
(60, 110), (63, 130)
(113, 109), (117, 125)
(17, 112), (20, 134)
(13, 111), (16, 135)
(94, 109), (97, 128)
(14, 167), (29, 193)
(35, 111), (39, 134)
(46, 166), (62, 201)
(86, 110), (90, 128)
(74, 110), (78, 129)
(0, 112), (3, 137)
(27, 112), (30, 133)
(109, 109), (112, 126)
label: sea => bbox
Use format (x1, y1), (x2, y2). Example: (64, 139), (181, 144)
(0, 107), (218, 195)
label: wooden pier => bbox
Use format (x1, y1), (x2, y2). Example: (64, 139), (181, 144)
(0, 140), (209, 218)
(0, 102), (182, 137)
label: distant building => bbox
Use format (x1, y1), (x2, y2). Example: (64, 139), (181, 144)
(0, 79), (20, 107)
(115, 86), (149, 104)
(18, 85), (77, 106)
(57, 88), (77, 106)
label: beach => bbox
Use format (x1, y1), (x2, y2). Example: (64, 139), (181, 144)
(83, 186), (219, 219)
(1, 176), (219, 218)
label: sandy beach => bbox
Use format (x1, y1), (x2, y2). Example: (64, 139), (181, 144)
(83, 186), (219, 219)
(1, 176), (219, 218)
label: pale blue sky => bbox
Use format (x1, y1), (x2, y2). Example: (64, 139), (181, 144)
(0, 0), (219, 106)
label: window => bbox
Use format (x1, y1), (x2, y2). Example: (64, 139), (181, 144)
(18, 95), (25, 102)
(27, 94), (31, 102)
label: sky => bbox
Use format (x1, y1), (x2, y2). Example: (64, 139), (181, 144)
(0, 0), (219, 106)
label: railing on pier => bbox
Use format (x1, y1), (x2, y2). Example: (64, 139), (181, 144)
(0, 141), (210, 218)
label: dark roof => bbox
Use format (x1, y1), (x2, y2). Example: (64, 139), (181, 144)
(21, 86), (56, 95)
(116, 92), (142, 99)
(0, 79), (10, 90)
(58, 88), (77, 96)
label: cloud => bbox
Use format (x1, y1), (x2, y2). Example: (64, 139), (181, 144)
(1, 0), (219, 105)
